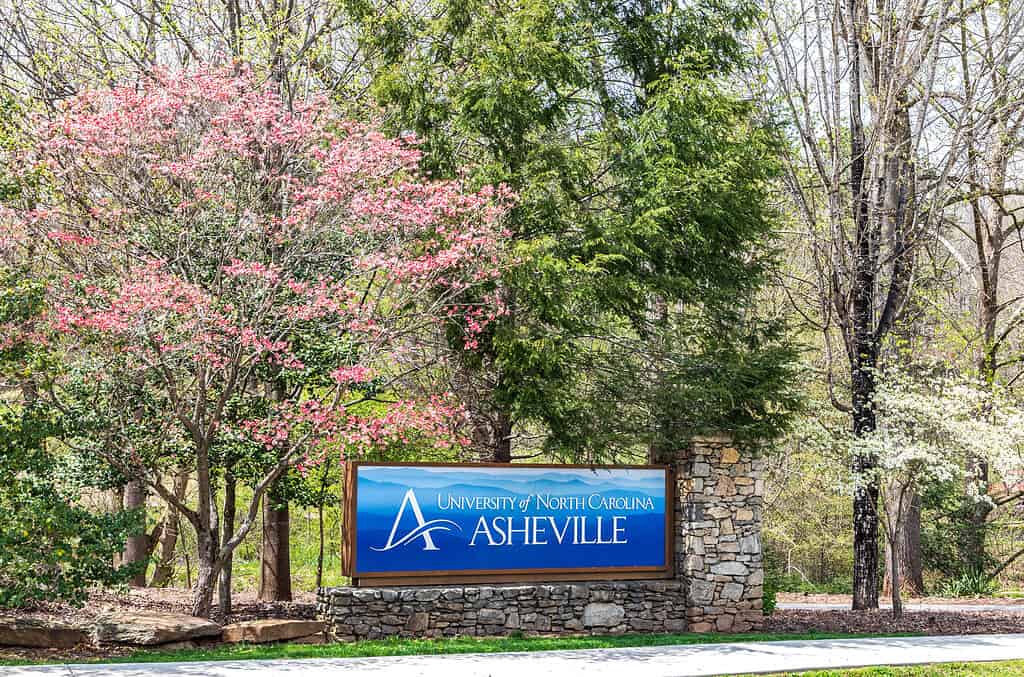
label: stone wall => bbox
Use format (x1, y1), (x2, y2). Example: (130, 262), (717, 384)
(678, 436), (765, 633)
(319, 436), (766, 639)
(317, 580), (686, 640)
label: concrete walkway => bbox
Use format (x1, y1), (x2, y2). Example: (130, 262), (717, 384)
(779, 602), (1024, 613)
(4, 634), (1024, 677)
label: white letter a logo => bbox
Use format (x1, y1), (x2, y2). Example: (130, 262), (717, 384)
(371, 488), (460, 552)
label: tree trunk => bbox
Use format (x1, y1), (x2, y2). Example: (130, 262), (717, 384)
(883, 487), (924, 596)
(315, 460), (330, 590)
(492, 411), (513, 463)
(150, 471), (189, 587)
(191, 530), (220, 618)
(259, 487), (292, 601)
(218, 472), (237, 619)
(847, 0), (880, 611)
(122, 478), (149, 587)
(888, 530), (903, 619)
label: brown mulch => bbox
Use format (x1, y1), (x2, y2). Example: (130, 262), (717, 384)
(765, 608), (1024, 636)
(777, 592), (1024, 607)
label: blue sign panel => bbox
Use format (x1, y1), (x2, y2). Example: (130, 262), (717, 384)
(349, 464), (670, 577)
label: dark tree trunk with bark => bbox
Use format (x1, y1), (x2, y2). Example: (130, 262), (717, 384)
(847, 0), (880, 608)
(259, 487), (292, 601)
(122, 478), (149, 587)
(219, 472), (237, 618)
(191, 530), (220, 618)
(492, 411), (513, 463)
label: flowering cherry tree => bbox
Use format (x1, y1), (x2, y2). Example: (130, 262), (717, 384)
(6, 66), (510, 616)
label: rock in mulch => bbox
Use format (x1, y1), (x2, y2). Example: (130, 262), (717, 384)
(222, 619), (324, 644)
(92, 611), (222, 646)
(0, 617), (89, 648)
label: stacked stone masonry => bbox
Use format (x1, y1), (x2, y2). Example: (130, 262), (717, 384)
(678, 436), (765, 633)
(318, 581), (686, 640)
(318, 436), (765, 639)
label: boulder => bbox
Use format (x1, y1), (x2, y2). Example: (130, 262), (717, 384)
(0, 618), (89, 648)
(222, 619), (325, 644)
(92, 611), (222, 646)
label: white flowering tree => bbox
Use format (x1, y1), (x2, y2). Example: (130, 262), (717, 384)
(853, 371), (1024, 617)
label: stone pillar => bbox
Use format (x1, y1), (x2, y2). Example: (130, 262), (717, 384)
(675, 435), (765, 632)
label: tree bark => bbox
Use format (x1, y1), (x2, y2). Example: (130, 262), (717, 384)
(492, 410), (513, 463)
(847, 0), (880, 611)
(259, 487), (292, 601)
(122, 478), (149, 587)
(315, 459), (331, 590)
(888, 529), (903, 619)
(218, 471), (237, 619)
(191, 529), (220, 618)
(150, 471), (189, 587)
(883, 487), (924, 596)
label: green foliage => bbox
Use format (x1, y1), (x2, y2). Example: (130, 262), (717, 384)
(935, 569), (998, 598)
(0, 407), (142, 607)
(763, 572), (779, 615)
(348, 0), (799, 459)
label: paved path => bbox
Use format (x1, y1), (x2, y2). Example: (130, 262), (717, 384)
(5, 634), (1024, 677)
(779, 602), (1024, 613)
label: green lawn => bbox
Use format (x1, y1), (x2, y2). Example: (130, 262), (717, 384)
(1, 631), (913, 666)
(754, 662), (1024, 676)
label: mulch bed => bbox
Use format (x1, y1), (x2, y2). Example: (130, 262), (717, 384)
(765, 608), (1024, 636)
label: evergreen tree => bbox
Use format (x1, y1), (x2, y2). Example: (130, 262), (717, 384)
(346, 0), (799, 461)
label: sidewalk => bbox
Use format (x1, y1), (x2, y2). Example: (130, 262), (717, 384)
(5, 634), (1024, 677)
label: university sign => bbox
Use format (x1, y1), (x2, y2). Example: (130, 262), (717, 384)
(343, 463), (674, 585)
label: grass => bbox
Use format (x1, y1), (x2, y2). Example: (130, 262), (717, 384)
(751, 661), (1024, 675)
(1, 631), (915, 666)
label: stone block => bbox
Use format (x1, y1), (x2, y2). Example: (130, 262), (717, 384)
(477, 608), (505, 625)
(405, 613), (430, 632)
(688, 579), (715, 605)
(710, 561), (748, 576)
(721, 583), (744, 602)
(223, 620), (325, 644)
(740, 534), (761, 555)
(0, 618), (89, 648)
(582, 603), (625, 628)
(92, 611), (222, 646)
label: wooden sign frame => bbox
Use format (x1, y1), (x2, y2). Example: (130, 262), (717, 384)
(342, 462), (675, 587)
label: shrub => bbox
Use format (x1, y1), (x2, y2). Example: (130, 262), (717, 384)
(936, 570), (998, 598)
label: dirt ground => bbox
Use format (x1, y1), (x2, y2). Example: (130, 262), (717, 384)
(4, 588), (1024, 664)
